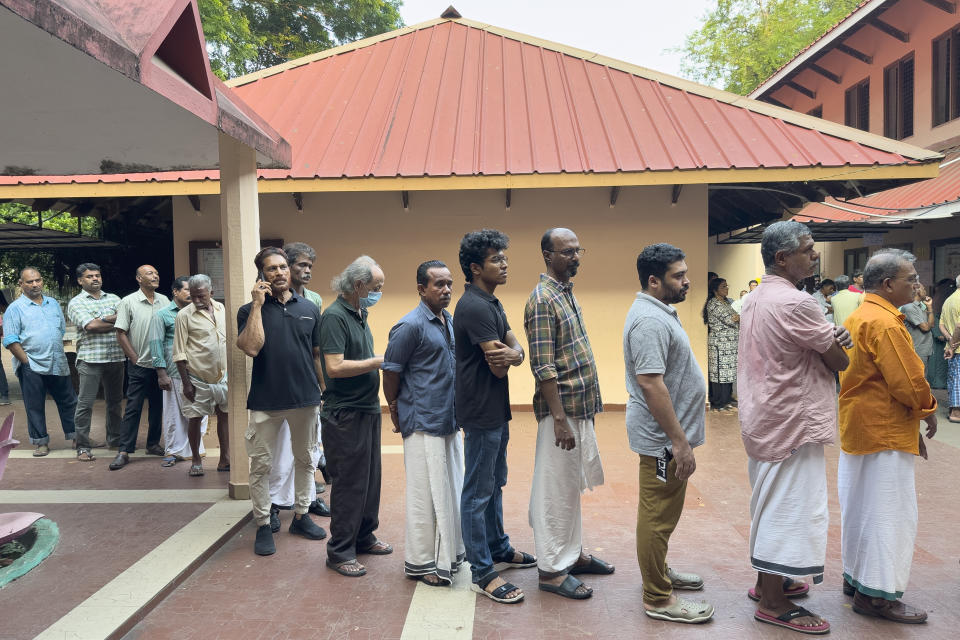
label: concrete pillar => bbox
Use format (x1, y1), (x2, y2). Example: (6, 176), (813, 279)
(218, 132), (260, 500)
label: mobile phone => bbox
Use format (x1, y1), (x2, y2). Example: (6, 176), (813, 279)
(257, 270), (265, 282)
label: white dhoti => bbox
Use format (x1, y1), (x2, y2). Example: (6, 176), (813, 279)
(749, 443), (827, 583)
(162, 378), (206, 459)
(403, 431), (465, 582)
(838, 449), (917, 599)
(268, 414), (321, 507)
(528, 416), (605, 575)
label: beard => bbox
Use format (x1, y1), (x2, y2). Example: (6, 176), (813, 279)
(665, 284), (688, 304)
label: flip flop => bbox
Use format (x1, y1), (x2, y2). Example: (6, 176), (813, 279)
(754, 607), (830, 635)
(492, 550), (537, 571)
(161, 456), (178, 467)
(358, 540), (393, 555)
(188, 464), (204, 476)
(539, 574), (592, 599)
(326, 558), (366, 577)
(569, 554), (615, 575)
(747, 577), (810, 602)
(471, 580), (524, 604)
(408, 573), (451, 587)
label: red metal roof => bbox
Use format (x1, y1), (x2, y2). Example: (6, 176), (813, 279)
(0, 15), (936, 186)
(796, 153), (960, 222)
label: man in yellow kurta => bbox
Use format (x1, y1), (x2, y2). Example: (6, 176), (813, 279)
(839, 249), (937, 624)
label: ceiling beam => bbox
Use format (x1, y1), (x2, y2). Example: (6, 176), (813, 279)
(401, 190), (409, 211)
(786, 80), (816, 99)
(505, 188), (512, 210)
(809, 63), (841, 84)
(869, 18), (909, 42)
(763, 96), (790, 109)
(292, 192), (303, 213)
(921, 0), (956, 13)
(671, 184), (683, 205)
(835, 43), (873, 65)
(609, 185), (620, 208)
(187, 195), (201, 212)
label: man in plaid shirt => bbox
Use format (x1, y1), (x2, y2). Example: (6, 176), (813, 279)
(524, 227), (609, 601)
(67, 263), (125, 460)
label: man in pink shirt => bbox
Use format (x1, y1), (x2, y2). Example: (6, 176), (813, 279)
(738, 221), (852, 635)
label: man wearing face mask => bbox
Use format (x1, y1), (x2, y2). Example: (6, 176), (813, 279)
(320, 255), (389, 577)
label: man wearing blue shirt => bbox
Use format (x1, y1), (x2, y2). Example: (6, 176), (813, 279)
(2, 267), (77, 457)
(383, 260), (464, 587)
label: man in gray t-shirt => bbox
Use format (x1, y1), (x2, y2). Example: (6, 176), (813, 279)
(900, 286), (934, 371)
(622, 243), (713, 625)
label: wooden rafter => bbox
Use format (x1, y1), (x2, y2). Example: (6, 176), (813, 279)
(869, 18), (909, 42)
(810, 63), (841, 84)
(921, 0), (956, 14)
(786, 80), (816, 99)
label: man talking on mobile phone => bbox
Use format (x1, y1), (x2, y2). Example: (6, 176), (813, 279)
(623, 243), (713, 624)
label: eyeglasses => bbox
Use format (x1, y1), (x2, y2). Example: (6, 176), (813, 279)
(546, 248), (586, 258)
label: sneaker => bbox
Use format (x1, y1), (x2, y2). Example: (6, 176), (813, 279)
(254, 524), (276, 556)
(33, 444), (49, 457)
(145, 444), (165, 456)
(289, 513), (327, 540)
(309, 498), (331, 517)
(270, 506), (281, 533)
(0, 396), (11, 406)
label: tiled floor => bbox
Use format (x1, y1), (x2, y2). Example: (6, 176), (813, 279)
(2, 340), (958, 639)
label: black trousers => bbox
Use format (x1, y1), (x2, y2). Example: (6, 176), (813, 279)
(709, 381), (733, 409)
(118, 363), (162, 453)
(321, 408), (382, 564)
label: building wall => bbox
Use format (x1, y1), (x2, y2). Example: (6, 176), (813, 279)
(173, 184), (710, 406)
(708, 235), (837, 296)
(767, 0), (960, 149)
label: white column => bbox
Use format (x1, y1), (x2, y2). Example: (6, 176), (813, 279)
(218, 132), (261, 500)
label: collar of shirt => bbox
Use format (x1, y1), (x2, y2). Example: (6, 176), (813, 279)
(416, 299), (452, 326)
(539, 273), (574, 294)
(183, 300), (223, 320)
(19, 294), (55, 307)
(862, 292), (906, 321)
(333, 294), (368, 321)
(464, 282), (500, 304)
(849, 285), (864, 293)
(635, 291), (678, 320)
(133, 289), (162, 305)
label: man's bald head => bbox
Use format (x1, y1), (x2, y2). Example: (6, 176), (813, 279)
(135, 264), (160, 293)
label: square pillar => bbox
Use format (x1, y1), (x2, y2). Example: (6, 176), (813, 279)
(218, 132), (261, 500)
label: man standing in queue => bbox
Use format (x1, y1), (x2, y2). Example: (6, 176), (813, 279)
(237, 248), (326, 556)
(455, 229), (536, 604)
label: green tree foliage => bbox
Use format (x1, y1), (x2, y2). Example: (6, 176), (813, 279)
(198, 0), (405, 79)
(679, 0), (863, 95)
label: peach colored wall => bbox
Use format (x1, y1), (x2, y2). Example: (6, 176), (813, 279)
(173, 185), (711, 406)
(768, 0), (960, 149)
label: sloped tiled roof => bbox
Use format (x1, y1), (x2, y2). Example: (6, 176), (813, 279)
(0, 13), (938, 189)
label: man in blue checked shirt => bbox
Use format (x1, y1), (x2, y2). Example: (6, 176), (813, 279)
(2, 267), (77, 457)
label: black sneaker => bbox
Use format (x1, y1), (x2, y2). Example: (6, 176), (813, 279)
(270, 505), (281, 533)
(254, 524), (275, 556)
(309, 498), (331, 517)
(289, 513), (327, 540)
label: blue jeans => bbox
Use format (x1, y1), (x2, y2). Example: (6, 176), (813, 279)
(460, 423), (513, 584)
(16, 365), (77, 445)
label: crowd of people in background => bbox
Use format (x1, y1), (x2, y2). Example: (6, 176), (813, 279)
(0, 221), (956, 633)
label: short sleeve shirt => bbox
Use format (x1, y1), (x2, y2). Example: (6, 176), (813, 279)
(623, 292), (705, 457)
(114, 289), (170, 368)
(382, 301), (456, 438)
(738, 275), (837, 462)
(453, 283), (512, 430)
(1, 294), (68, 375)
(238, 291), (322, 411)
(319, 296), (380, 415)
(67, 291), (123, 363)
(942, 289), (960, 336)
(899, 301), (933, 357)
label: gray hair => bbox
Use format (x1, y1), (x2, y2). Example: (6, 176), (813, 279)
(834, 274), (851, 289)
(283, 242), (316, 264)
(760, 221), (812, 268)
(863, 249), (916, 291)
(188, 273), (212, 291)
(331, 255), (379, 295)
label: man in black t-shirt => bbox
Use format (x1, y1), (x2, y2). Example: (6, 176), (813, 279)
(453, 229), (536, 605)
(320, 255), (390, 578)
(237, 247), (327, 556)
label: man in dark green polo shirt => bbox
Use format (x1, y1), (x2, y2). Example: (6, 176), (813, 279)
(321, 255), (390, 577)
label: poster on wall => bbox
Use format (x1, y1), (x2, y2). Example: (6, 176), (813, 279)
(189, 239), (284, 301)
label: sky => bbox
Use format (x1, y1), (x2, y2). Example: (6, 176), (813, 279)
(398, 0), (716, 82)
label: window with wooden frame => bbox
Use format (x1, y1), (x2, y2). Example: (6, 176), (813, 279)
(883, 53), (914, 140)
(932, 27), (960, 127)
(845, 79), (870, 131)
(808, 105), (823, 118)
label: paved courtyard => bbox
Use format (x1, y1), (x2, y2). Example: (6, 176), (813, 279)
(0, 344), (957, 639)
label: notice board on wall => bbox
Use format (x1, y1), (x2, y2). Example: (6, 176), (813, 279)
(189, 239), (283, 301)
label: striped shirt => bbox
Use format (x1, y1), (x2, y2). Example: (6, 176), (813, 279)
(67, 291), (123, 363)
(148, 301), (182, 380)
(523, 274), (602, 421)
